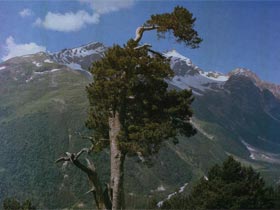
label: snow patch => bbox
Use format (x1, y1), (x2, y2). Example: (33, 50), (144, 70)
(156, 185), (166, 192)
(77, 203), (85, 208)
(169, 75), (213, 91)
(44, 59), (54, 63)
(168, 73), (227, 95)
(64, 62), (92, 79)
(200, 71), (229, 82)
(157, 183), (188, 207)
(164, 50), (192, 65)
(0, 66), (6, 70)
(75, 49), (98, 57)
(34, 69), (61, 75)
(25, 76), (34, 83)
(242, 140), (280, 164)
(178, 183), (188, 193)
(66, 62), (83, 70)
(32, 61), (42, 67)
(26, 69), (61, 83)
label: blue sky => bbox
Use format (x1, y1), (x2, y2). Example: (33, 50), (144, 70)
(1, 0), (280, 83)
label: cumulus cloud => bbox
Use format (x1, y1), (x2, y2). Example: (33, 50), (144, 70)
(34, 0), (135, 32)
(2, 36), (46, 61)
(19, 8), (32, 17)
(34, 10), (100, 32)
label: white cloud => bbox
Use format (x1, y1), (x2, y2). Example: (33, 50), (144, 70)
(2, 36), (46, 61)
(34, 0), (134, 32)
(19, 8), (32, 17)
(80, 0), (134, 14)
(34, 10), (100, 32)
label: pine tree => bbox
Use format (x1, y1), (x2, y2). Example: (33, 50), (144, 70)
(2, 198), (36, 210)
(160, 156), (276, 210)
(56, 6), (201, 210)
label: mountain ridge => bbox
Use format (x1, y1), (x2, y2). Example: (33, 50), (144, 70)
(1, 43), (279, 93)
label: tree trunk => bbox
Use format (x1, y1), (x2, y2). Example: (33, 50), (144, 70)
(109, 112), (126, 210)
(55, 150), (112, 210)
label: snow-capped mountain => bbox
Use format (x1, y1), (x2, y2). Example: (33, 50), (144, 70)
(50, 42), (106, 71)
(164, 50), (229, 95)
(2, 42), (280, 100)
(0, 42), (106, 86)
(165, 50), (280, 100)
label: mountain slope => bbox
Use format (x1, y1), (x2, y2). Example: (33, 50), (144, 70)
(167, 50), (280, 162)
(0, 43), (280, 209)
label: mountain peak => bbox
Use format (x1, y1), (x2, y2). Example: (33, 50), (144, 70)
(49, 41), (106, 71)
(228, 68), (261, 83)
(51, 42), (106, 58)
(164, 50), (192, 66)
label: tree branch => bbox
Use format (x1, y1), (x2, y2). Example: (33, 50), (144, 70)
(75, 132), (109, 144)
(134, 43), (165, 59)
(147, 49), (165, 59)
(134, 25), (159, 44)
(134, 43), (152, 50)
(55, 148), (112, 210)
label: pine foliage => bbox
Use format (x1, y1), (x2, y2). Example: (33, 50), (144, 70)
(160, 156), (276, 209)
(86, 40), (196, 156)
(146, 6), (202, 48)
(3, 198), (36, 210)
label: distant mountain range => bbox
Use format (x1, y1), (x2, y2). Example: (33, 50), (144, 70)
(1, 42), (280, 209)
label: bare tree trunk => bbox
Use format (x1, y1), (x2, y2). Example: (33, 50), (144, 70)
(134, 25), (158, 44)
(56, 150), (112, 210)
(109, 112), (126, 210)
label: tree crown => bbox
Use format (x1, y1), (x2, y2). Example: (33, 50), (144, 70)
(86, 6), (201, 156)
(160, 156), (276, 209)
(86, 41), (196, 156)
(145, 6), (202, 48)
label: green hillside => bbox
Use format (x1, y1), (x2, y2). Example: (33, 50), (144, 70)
(1, 53), (280, 209)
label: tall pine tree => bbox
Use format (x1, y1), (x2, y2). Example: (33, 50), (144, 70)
(57, 6), (202, 210)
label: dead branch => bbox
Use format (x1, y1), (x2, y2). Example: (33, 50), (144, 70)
(55, 148), (112, 210)
(134, 43), (152, 50)
(134, 25), (159, 44)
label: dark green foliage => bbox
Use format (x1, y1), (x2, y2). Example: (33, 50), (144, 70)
(21, 200), (36, 210)
(86, 40), (196, 156)
(273, 185), (280, 209)
(161, 156), (276, 210)
(3, 198), (21, 210)
(146, 6), (202, 48)
(3, 198), (35, 210)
